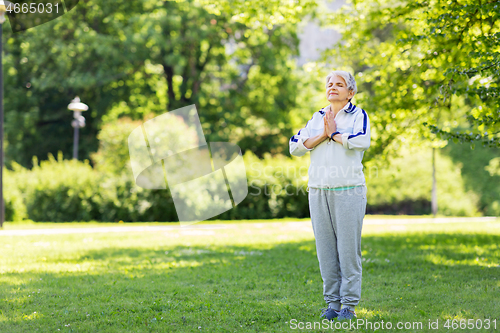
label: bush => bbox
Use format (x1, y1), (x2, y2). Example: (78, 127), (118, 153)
(91, 117), (143, 175)
(4, 152), (179, 222)
(3, 146), (486, 222)
(236, 147), (481, 218)
(97, 174), (178, 222)
(4, 168), (28, 221)
(11, 153), (103, 222)
(216, 151), (310, 220)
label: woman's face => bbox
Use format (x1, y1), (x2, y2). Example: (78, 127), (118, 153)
(326, 75), (354, 103)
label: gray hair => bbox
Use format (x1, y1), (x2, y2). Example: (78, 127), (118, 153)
(325, 70), (358, 97)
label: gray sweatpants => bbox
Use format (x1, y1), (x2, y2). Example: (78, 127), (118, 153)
(308, 185), (367, 310)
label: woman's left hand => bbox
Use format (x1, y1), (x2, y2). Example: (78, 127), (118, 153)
(324, 110), (337, 138)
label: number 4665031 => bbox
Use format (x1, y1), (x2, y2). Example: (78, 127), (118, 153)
(6, 2), (61, 14)
(444, 319), (497, 330)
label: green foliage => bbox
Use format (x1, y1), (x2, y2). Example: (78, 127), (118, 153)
(90, 117), (142, 175)
(230, 148), (483, 219)
(4, 150), (307, 222)
(3, 152), (177, 222)
(3, 169), (28, 222)
(11, 153), (103, 222)
(3, 0), (319, 167)
(443, 141), (500, 216)
(97, 176), (179, 223)
(327, 0), (500, 160)
(91, 114), (198, 176)
(485, 157), (500, 177)
(217, 152), (310, 220)
(197, 0), (319, 29)
(367, 146), (480, 216)
(4, 146), (490, 221)
(1, 221), (500, 331)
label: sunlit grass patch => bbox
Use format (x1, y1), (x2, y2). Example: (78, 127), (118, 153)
(0, 220), (499, 332)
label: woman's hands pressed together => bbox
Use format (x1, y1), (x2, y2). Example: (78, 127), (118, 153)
(303, 108), (343, 149)
(324, 109), (343, 144)
(324, 109), (337, 138)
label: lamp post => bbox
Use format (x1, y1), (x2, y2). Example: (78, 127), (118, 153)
(67, 97), (88, 160)
(0, 0), (12, 228)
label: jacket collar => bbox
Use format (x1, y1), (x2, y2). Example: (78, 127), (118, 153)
(319, 102), (356, 115)
(344, 102), (357, 113)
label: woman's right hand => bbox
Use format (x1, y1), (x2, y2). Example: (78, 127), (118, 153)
(323, 116), (330, 139)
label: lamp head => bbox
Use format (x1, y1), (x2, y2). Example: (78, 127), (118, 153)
(68, 96), (89, 113)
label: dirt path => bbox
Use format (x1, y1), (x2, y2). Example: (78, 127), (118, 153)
(0, 217), (497, 236)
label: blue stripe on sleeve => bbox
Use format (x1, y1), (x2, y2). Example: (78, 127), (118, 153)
(291, 135), (298, 143)
(348, 109), (367, 139)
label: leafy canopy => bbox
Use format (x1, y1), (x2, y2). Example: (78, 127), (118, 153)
(3, 0), (319, 166)
(327, 0), (499, 163)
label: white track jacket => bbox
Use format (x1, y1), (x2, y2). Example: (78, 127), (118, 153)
(289, 102), (371, 189)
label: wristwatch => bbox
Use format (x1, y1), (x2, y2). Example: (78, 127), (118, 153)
(330, 131), (340, 140)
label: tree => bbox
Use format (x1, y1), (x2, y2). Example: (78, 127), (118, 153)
(3, 0), (319, 167)
(324, 0), (499, 163)
(320, 0), (499, 216)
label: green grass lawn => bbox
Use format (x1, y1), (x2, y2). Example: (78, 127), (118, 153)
(1, 219), (500, 332)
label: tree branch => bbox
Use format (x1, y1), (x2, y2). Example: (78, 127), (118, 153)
(163, 64), (176, 108)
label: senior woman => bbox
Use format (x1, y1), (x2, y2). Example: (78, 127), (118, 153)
(289, 70), (370, 321)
